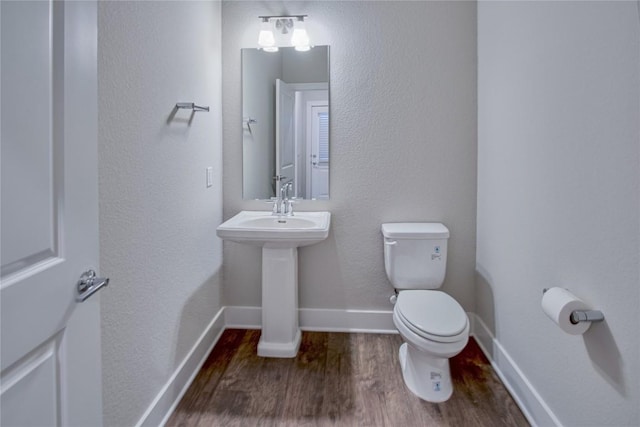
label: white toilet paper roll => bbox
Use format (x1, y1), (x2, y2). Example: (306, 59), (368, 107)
(541, 287), (591, 335)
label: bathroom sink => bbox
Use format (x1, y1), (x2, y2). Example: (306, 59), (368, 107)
(216, 210), (331, 248)
(216, 210), (331, 358)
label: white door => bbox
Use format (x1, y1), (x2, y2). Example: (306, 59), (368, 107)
(275, 79), (296, 192)
(1, 1), (102, 426)
(307, 105), (329, 200)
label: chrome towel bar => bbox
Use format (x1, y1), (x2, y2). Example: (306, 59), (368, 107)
(176, 102), (209, 112)
(244, 117), (257, 133)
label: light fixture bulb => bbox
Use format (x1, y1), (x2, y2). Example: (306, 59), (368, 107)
(291, 17), (310, 51)
(258, 19), (275, 48)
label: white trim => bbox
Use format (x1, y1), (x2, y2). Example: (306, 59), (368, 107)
(225, 305), (396, 334)
(300, 308), (395, 333)
(469, 313), (561, 427)
(287, 82), (328, 92)
(306, 100), (329, 200)
(136, 308), (226, 427)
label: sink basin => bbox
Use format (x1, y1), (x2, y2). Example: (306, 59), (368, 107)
(216, 210), (330, 248)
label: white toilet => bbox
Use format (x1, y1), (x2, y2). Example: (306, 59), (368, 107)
(381, 222), (469, 403)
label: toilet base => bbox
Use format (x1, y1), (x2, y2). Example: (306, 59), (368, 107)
(398, 343), (453, 403)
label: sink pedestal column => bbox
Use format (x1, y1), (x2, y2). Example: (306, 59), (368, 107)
(257, 247), (301, 358)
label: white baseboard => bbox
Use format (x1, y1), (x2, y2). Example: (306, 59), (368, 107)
(300, 307), (396, 333)
(136, 307), (226, 427)
(225, 305), (396, 334)
(469, 313), (561, 427)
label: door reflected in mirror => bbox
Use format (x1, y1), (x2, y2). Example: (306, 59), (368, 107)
(242, 46), (329, 200)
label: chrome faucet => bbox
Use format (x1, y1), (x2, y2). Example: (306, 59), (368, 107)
(272, 178), (294, 216)
(272, 175), (284, 215)
(284, 182), (294, 215)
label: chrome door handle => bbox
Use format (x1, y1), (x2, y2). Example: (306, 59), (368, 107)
(77, 270), (109, 302)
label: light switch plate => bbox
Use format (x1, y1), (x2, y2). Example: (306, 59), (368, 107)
(206, 167), (213, 188)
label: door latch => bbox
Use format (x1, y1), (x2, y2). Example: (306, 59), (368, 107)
(77, 270), (109, 302)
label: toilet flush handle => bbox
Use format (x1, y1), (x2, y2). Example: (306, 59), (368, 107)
(389, 292), (398, 305)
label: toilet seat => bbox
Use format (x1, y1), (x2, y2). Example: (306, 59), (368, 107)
(395, 290), (468, 343)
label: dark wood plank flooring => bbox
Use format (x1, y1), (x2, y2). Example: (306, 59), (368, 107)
(167, 330), (528, 426)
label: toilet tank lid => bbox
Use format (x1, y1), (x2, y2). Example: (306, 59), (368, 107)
(381, 223), (449, 239)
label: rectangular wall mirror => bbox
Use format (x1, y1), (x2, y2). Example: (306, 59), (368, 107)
(242, 46), (329, 200)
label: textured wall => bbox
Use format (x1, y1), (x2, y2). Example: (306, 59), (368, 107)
(477, 1), (639, 425)
(222, 1), (477, 311)
(98, 2), (223, 426)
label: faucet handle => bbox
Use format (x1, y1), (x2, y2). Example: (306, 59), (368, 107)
(284, 181), (294, 200)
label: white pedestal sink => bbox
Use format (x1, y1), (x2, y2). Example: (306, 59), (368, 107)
(216, 210), (331, 358)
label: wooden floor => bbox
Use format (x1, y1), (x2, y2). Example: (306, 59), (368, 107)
(167, 330), (528, 427)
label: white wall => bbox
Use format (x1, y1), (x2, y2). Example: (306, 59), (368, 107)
(98, 2), (223, 426)
(222, 1), (477, 313)
(282, 46), (329, 83)
(477, 1), (639, 425)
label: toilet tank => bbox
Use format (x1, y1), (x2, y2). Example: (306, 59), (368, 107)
(381, 223), (449, 289)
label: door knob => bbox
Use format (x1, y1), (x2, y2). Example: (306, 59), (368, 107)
(76, 270), (109, 302)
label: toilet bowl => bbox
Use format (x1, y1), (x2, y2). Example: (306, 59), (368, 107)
(393, 290), (469, 402)
(381, 222), (469, 402)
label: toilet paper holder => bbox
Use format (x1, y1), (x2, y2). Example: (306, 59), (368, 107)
(542, 288), (605, 324)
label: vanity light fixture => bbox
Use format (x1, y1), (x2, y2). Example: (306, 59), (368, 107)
(257, 15), (310, 52)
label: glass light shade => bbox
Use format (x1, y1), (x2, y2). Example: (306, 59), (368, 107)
(258, 20), (275, 48)
(291, 19), (310, 50)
